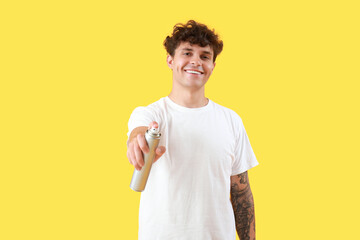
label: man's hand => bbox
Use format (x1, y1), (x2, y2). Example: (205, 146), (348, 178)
(127, 121), (166, 170)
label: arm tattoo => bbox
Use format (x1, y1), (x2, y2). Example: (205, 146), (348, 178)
(230, 171), (255, 240)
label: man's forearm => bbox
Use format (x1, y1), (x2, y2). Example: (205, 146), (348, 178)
(230, 172), (255, 240)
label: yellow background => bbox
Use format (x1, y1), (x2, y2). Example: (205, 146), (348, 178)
(1, 0), (359, 239)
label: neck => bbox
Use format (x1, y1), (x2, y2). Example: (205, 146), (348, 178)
(168, 88), (208, 108)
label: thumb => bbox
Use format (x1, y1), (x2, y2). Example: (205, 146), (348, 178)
(156, 146), (166, 154)
(153, 146), (166, 163)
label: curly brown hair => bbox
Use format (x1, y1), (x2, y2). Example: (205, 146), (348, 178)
(163, 20), (223, 62)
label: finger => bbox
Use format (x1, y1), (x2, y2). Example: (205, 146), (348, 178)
(148, 121), (158, 129)
(137, 133), (149, 153)
(130, 146), (142, 170)
(128, 142), (142, 170)
(153, 146), (166, 163)
(134, 162), (142, 171)
(126, 150), (132, 164)
(128, 144), (136, 166)
(133, 141), (145, 167)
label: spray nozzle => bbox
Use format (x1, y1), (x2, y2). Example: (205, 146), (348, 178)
(149, 126), (159, 134)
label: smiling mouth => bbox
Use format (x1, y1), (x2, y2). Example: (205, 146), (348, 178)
(184, 70), (203, 75)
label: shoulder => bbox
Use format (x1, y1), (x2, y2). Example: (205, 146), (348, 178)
(129, 98), (170, 129)
(132, 97), (166, 114)
(209, 100), (246, 139)
(211, 100), (244, 124)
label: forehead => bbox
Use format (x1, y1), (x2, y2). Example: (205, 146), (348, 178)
(176, 42), (213, 54)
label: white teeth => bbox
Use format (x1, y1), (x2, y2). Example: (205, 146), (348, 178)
(185, 70), (201, 74)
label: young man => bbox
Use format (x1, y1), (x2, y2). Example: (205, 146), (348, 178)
(127, 20), (258, 240)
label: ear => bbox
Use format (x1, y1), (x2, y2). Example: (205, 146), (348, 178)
(167, 55), (174, 69)
(211, 62), (216, 73)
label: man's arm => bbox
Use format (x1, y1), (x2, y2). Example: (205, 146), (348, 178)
(127, 121), (166, 170)
(230, 171), (255, 240)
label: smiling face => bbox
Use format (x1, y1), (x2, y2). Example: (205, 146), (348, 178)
(167, 42), (216, 92)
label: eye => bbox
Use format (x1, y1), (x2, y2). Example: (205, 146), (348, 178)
(202, 55), (210, 59)
(184, 52), (191, 56)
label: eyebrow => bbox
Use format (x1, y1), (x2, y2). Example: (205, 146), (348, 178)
(181, 48), (213, 56)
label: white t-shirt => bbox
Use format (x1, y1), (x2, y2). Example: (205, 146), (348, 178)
(127, 97), (258, 240)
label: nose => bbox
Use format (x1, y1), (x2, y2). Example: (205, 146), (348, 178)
(190, 55), (202, 66)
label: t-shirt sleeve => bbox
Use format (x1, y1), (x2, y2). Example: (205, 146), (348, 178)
(127, 106), (155, 139)
(231, 115), (259, 176)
